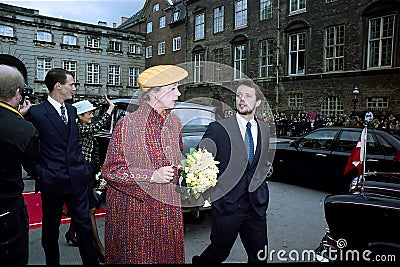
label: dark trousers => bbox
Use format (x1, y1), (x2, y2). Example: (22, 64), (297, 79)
(41, 191), (99, 265)
(0, 204), (29, 265)
(198, 198), (268, 263)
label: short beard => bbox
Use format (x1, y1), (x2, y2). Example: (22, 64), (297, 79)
(238, 108), (254, 116)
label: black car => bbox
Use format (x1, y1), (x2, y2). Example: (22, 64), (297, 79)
(315, 171), (400, 262)
(269, 127), (400, 193)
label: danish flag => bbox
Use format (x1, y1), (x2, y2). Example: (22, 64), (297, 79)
(344, 128), (367, 177)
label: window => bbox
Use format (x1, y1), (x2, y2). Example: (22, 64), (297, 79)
(87, 37), (100, 48)
(260, 0), (273, 21)
(159, 16), (166, 29)
(259, 39), (274, 77)
(108, 65), (121, 85)
(36, 31), (52, 42)
(213, 6), (224, 33)
(129, 43), (141, 54)
(147, 22), (153, 33)
(129, 67), (140, 87)
(173, 36), (181, 51)
(108, 40), (121, 52)
(62, 60), (77, 78)
(367, 97), (388, 110)
(37, 58), (52, 81)
(145, 46), (153, 58)
(213, 48), (224, 81)
(153, 3), (159, 12)
(289, 32), (306, 75)
(290, 0), (306, 13)
(235, 0), (247, 29)
(87, 63), (100, 84)
(195, 13), (205, 40)
(193, 53), (205, 83)
(63, 34), (77, 45)
(234, 44), (247, 80)
(288, 93), (303, 107)
(325, 25), (344, 72)
(320, 96), (344, 116)
(0, 24), (14, 37)
(158, 41), (166, 55)
(367, 15), (394, 68)
(173, 11), (180, 22)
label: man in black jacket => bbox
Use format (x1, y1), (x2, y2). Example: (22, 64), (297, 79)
(25, 68), (99, 265)
(193, 80), (271, 263)
(0, 64), (39, 265)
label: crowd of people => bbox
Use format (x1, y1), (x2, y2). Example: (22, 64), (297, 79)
(273, 110), (400, 137)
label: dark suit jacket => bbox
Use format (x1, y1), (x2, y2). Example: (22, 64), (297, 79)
(199, 115), (270, 216)
(25, 99), (92, 194)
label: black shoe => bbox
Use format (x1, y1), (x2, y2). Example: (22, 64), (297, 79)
(192, 255), (201, 264)
(65, 232), (78, 247)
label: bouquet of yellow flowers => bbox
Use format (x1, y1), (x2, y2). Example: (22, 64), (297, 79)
(179, 147), (219, 200)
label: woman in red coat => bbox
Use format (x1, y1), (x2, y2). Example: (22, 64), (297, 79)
(102, 65), (188, 264)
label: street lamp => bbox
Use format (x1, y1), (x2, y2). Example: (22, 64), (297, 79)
(352, 86), (359, 118)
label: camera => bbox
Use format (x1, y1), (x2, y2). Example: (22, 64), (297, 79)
(20, 84), (37, 105)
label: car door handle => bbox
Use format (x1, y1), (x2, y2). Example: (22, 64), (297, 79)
(316, 154), (327, 157)
(367, 159), (379, 163)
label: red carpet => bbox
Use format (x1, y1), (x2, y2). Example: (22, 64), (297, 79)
(23, 191), (106, 230)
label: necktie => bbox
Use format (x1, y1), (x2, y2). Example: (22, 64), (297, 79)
(60, 105), (68, 125)
(245, 122), (254, 164)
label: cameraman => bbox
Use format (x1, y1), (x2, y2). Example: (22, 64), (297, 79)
(0, 64), (39, 265)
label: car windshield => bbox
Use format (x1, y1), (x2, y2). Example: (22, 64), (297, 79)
(298, 129), (337, 150)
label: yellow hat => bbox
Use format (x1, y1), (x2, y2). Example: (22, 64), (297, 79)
(138, 65), (188, 92)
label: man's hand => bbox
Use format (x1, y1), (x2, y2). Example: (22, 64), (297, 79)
(19, 97), (32, 116)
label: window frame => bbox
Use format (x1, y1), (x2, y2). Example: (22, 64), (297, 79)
(288, 32), (306, 75)
(235, 0), (248, 29)
(194, 13), (205, 40)
(213, 6), (224, 34)
(36, 58), (52, 81)
(36, 31), (53, 42)
(108, 65), (121, 86)
(158, 41), (166, 55)
(173, 36), (181, 52)
(87, 63), (100, 84)
(324, 25), (345, 72)
(233, 43), (247, 80)
(259, 39), (274, 78)
(128, 66), (141, 87)
(0, 24), (14, 37)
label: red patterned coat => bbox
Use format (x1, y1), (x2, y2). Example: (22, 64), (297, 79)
(102, 101), (185, 264)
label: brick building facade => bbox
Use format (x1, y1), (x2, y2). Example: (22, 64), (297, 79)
(121, 0), (400, 117)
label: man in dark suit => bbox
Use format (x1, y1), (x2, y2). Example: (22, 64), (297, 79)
(25, 68), (99, 265)
(193, 80), (271, 263)
(0, 64), (39, 265)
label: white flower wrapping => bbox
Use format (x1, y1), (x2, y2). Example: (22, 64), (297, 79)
(181, 147), (219, 199)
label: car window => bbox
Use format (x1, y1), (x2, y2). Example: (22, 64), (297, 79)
(336, 130), (380, 154)
(375, 134), (398, 156)
(298, 129), (336, 150)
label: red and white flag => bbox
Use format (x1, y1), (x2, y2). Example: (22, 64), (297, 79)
(344, 128), (367, 177)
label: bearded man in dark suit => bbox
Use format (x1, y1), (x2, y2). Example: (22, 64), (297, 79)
(193, 80), (271, 264)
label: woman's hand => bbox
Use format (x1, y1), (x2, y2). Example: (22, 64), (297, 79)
(105, 94), (115, 115)
(150, 165), (175, 183)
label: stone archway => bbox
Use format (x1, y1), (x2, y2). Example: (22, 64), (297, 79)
(0, 54), (28, 82)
